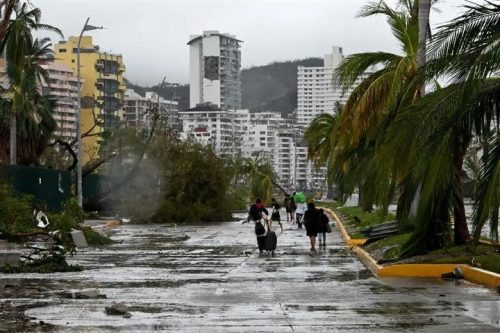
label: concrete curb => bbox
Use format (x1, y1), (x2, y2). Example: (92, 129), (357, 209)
(320, 206), (500, 289)
(323, 208), (367, 247)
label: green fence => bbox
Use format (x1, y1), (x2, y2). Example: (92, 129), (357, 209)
(0, 165), (71, 211)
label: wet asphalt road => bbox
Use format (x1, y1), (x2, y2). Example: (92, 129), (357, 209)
(1, 216), (499, 332)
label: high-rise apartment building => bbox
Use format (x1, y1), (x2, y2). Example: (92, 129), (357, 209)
(40, 61), (80, 142)
(54, 36), (126, 162)
(179, 103), (249, 158)
(297, 46), (346, 125)
(188, 30), (242, 111)
(123, 89), (179, 132)
(0, 59), (80, 144)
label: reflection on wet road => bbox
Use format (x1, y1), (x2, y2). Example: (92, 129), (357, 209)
(1, 217), (499, 332)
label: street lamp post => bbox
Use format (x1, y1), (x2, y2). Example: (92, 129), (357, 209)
(76, 17), (103, 207)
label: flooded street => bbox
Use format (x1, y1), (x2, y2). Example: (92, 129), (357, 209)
(1, 218), (499, 332)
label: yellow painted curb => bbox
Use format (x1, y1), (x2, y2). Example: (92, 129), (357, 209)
(321, 207), (367, 247)
(319, 205), (499, 289)
(479, 239), (500, 247)
(462, 266), (500, 289)
(354, 246), (464, 278)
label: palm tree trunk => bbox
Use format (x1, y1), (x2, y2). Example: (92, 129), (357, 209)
(409, 0), (432, 216)
(0, 1), (17, 41)
(358, 184), (373, 212)
(417, 0), (431, 79)
(9, 113), (16, 165)
(453, 145), (471, 245)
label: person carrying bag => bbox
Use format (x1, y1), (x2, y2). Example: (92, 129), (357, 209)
(247, 198), (269, 253)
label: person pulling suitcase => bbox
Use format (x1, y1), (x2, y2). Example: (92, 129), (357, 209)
(264, 219), (277, 257)
(246, 198), (269, 254)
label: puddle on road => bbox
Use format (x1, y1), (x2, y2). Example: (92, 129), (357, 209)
(305, 268), (373, 282)
(355, 301), (437, 315)
(285, 304), (338, 312)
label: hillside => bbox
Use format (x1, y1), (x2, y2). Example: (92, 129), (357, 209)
(124, 80), (190, 111)
(241, 57), (323, 114)
(125, 57), (323, 114)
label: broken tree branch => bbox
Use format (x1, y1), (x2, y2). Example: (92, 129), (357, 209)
(50, 139), (78, 171)
(87, 76), (167, 204)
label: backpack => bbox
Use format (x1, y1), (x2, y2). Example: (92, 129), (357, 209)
(255, 221), (266, 236)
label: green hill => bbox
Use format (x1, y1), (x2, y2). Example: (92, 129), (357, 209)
(241, 57), (323, 114)
(124, 80), (190, 111)
(125, 57), (323, 114)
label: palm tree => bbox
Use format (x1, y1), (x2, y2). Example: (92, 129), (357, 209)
(0, 1), (62, 164)
(0, 37), (57, 165)
(0, 0), (18, 41)
(322, 0), (423, 215)
(392, 0), (500, 251)
(241, 153), (286, 203)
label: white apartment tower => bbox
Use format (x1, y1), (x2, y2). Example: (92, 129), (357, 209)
(297, 46), (345, 125)
(123, 89), (179, 132)
(40, 61), (80, 142)
(188, 30), (242, 111)
(179, 104), (249, 157)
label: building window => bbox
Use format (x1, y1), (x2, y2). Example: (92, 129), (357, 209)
(59, 48), (67, 53)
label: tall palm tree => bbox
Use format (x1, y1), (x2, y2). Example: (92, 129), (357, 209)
(0, 1), (62, 164)
(325, 0), (423, 214)
(0, 37), (57, 165)
(392, 0), (500, 251)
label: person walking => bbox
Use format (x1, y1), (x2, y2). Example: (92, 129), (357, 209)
(295, 201), (306, 229)
(317, 208), (330, 248)
(289, 196), (297, 223)
(247, 198), (269, 254)
(303, 202), (320, 252)
(270, 198), (283, 231)
(287, 195), (297, 223)
(283, 195), (291, 222)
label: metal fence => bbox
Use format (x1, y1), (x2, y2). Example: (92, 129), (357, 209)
(0, 165), (72, 211)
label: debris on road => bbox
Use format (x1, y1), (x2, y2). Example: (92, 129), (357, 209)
(105, 302), (131, 318)
(70, 230), (88, 248)
(441, 266), (464, 279)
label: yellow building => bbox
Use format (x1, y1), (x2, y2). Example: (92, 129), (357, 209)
(54, 36), (126, 162)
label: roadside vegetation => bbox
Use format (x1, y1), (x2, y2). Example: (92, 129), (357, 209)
(306, 0), (499, 260)
(0, 183), (109, 245)
(0, 183), (109, 273)
(336, 206), (396, 239)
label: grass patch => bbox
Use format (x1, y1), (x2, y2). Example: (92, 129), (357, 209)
(364, 233), (412, 260)
(79, 226), (114, 246)
(364, 234), (500, 274)
(335, 206), (396, 239)
(423, 244), (500, 274)
(316, 201), (342, 210)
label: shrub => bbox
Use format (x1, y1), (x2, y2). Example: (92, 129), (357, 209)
(0, 184), (35, 235)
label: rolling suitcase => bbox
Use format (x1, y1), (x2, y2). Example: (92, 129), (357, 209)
(264, 231), (277, 251)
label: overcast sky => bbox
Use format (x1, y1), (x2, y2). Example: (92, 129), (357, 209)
(37, 0), (469, 86)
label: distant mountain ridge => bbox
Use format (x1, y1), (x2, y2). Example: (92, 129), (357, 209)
(241, 57), (323, 114)
(125, 57), (324, 114)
